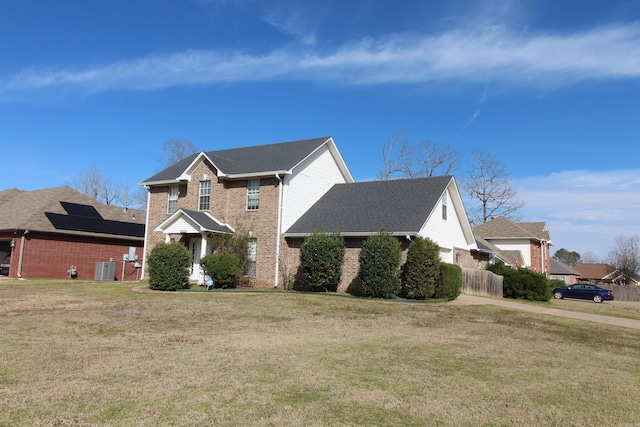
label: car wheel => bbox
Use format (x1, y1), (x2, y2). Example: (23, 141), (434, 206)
(593, 295), (603, 303)
(554, 291), (563, 299)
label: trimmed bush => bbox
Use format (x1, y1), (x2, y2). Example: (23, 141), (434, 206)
(358, 230), (402, 299)
(488, 262), (552, 301)
(401, 237), (440, 300)
(299, 232), (345, 292)
(207, 232), (252, 286)
(200, 253), (241, 289)
(435, 262), (462, 301)
(147, 242), (192, 291)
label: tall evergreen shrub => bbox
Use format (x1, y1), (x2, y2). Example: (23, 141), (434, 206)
(147, 242), (192, 291)
(299, 232), (345, 292)
(358, 230), (402, 299)
(402, 237), (440, 300)
(435, 262), (462, 301)
(488, 262), (552, 301)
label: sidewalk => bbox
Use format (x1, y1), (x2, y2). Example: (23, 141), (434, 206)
(454, 294), (640, 330)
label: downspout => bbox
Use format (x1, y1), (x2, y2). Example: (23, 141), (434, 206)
(17, 230), (28, 278)
(140, 186), (151, 280)
(274, 174), (284, 288)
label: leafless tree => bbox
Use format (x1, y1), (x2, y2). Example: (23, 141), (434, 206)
(69, 165), (122, 206)
(607, 235), (640, 283)
(580, 252), (601, 264)
(461, 150), (525, 226)
(162, 138), (199, 166)
(278, 247), (298, 291)
(378, 133), (460, 180)
(414, 141), (461, 177)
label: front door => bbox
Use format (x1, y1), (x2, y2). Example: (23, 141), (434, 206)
(189, 237), (202, 282)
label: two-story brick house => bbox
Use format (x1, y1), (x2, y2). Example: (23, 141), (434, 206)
(140, 137), (353, 285)
(473, 217), (553, 277)
(140, 136), (478, 290)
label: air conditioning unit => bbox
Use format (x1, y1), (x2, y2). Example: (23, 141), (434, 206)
(94, 261), (116, 281)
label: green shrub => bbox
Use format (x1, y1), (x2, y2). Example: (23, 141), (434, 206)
(358, 230), (402, 299)
(147, 242), (192, 291)
(207, 231), (252, 286)
(488, 263), (552, 301)
(200, 253), (241, 289)
(299, 232), (345, 292)
(401, 237), (440, 300)
(435, 262), (462, 301)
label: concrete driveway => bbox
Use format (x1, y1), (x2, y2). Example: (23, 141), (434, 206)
(453, 294), (640, 330)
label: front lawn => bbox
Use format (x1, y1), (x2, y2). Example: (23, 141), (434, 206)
(1, 279), (639, 426)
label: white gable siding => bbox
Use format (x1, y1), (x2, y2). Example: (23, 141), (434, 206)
(491, 239), (531, 267)
(419, 187), (471, 263)
(281, 145), (348, 232)
(161, 217), (200, 234)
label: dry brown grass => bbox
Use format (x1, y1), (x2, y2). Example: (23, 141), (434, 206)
(1, 279), (639, 426)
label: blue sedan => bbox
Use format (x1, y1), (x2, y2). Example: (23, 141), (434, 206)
(553, 283), (614, 303)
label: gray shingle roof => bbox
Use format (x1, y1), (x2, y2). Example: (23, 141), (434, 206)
(141, 137), (332, 184)
(181, 209), (234, 234)
(285, 176), (452, 236)
(550, 259), (581, 276)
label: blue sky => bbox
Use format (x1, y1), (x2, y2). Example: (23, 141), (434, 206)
(1, 0), (639, 259)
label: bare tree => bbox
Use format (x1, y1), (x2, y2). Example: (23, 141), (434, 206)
(378, 133), (411, 180)
(580, 252), (601, 264)
(378, 133), (460, 180)
(607, 234), (640, 284)
(414, 141), (461, 177)
(461, 150), (525, 226)
(162, 138), (199, 166)
(69, 165), (122, 206)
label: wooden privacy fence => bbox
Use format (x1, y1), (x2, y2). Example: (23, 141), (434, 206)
(602, 285), (640, 302)
(461, 268), (503, 298)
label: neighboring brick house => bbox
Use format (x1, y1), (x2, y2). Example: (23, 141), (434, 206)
(0, 187), (145, 280)
(473, 217), (552, 277)
(140, 137), (478, 290)
(573, 263), (639, 286)
(140, 137), (354, 286)
(549, 258), (581, 285)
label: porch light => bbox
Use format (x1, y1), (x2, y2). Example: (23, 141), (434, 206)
(10, 238), (16, 248)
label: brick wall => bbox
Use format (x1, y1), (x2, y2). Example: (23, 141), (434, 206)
(7, 232), (142, 280)
(144, 160), (282, 285)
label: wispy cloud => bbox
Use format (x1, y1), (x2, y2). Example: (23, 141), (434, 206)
(3, 22), (640, 99)
(516, 169), (640, 257)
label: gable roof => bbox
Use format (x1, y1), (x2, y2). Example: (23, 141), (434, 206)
(573, 263), (617, 280)
(550, 258), (581, 276)
(474, 217), (551, 242)
(140, 136), (353, 185)
(0, 187), (145, 239)
(284, 176), (454, 237)
(154, 208), (234, 234)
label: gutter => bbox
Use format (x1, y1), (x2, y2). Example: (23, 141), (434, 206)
(273, 174), (284, 288)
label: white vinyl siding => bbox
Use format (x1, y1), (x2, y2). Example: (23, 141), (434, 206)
(420, 187), (471, 263)
(281, 145), (349, 232)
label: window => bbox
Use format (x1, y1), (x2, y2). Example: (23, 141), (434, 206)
(199, 180), (211, 210)
(245, 239), (257, 277)
(167, 186), (179, 214)
(247, 179), (260, 210)
(442, 192), (448, 220)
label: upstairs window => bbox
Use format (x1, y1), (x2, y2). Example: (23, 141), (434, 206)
(199, 180), (211, 210)
(442, 193), (448, 220)
(168, 185), (179, 214)
(247, 179), (260, 210)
